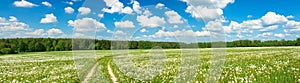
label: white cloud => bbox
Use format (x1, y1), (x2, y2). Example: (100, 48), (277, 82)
(72, 0), (81, 2)
(102, 0), (124, 13)
(102, 0), (136, 14)
(42, 1), (52, 7)
(236, 33), (244, 38)
(40, 13), (57, 23)
(114, 30), (126, 35)
(173, 25), (179, 28)
(182, 0), (234, 9)
(0, 17), (30, 31)
(103, 0), (115, 6)
(224, 19), (263, 34)
(224, 12), (291, 34)
(285, 20), (300, 29)
(185, 6), (223, 20)
(140, 28), (146, 32)
(114, 20), (135, 28)
(223, 21), (238, 33)
(286, 15), (294, 19)
(247, 15), (252, 18)
(259, 25), (278, 32)
(47, 28), (64, 36)
(64, 7), (74, 14)
(68, 18), (106, 32)
(240, 19), (263, 29)
(261, 12), (288, 25)
(274, 34), (285, 38)
(256, 32), (273, 38)
(182, 0), (234, 19)
(107, 30), (113, 33)
(155, 3), (165, 8)
(137, 15), (166, 28)
(283, 20), (300, 32)
(204, 20), (224, 31)
(13, 0), (38, 8)
(65, 1), (73, 5)
(25, 29), (44, 36)
(121, 7), (133, 14)
(165, 10), (184, 24)
(78, 7), (91, 15)
(98, 14), (104, 18)
(74, 33), (85, 37)
(143, 10), (152, 17)
(149, 30), (210, 38)
(133, 1), (142, 14)
(9, 16), (18, 22)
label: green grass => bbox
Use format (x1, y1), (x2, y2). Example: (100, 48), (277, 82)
(0, 47), (299, 82)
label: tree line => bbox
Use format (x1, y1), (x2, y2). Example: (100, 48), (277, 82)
(1, 38), (300, 54)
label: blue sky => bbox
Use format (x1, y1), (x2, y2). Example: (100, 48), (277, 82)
(0, 0), (300, 42)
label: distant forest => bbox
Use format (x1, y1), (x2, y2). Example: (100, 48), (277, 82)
(1, 38), (300, 54)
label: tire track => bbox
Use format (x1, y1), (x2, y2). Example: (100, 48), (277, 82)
(107, 62), (118, 83)
(82, 63), (98, 83)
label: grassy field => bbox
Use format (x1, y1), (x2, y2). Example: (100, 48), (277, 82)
(0, 47), (299, 82)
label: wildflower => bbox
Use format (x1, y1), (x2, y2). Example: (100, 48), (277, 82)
(249, 65), (256, 69)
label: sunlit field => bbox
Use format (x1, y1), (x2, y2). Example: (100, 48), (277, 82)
(0, 47), (299, 82)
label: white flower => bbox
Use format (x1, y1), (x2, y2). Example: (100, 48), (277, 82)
(249, 64), (256, 69)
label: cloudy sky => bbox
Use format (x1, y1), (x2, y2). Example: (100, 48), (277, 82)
(0, 0), (300, 42)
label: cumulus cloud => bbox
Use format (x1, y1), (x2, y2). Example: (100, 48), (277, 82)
(182, 0), (234, 19)
(9, 16), (18, 22)
(78, 7), (91, 15)
(114, 30), (126, 35)
(65, 1), (73, 5)
(261, 12), (288, 25)
(185, 6), (223, 20)
(165, 10), (184, 24)
(203, 20), (224, 32)
(42, 1), (52, 7)
(114, 20), (135, 28)
(285, 20), (300, 29)
(102, 2), (123, 13)
(106, 30), (113, 33)
(137, 15), (166, 28)
(13, 0), (38, 8)
(64, 7), (74, 14)
(224, 19), (264, 33)
(283, 20), (300, 32)
(259, 25), (278, 32)
(155, 3), (165, 8)
(40, 13), (57, 23)
(121, 7), (133, 14)
(25, 29), (45, 36)
(140, 28), (146, 32)
(143, 9), (152, 17)
(0, 16), (66, 37)
(225, 12), (294, 34)
(149, 30), (210, 38)
(68, 18), (106, 32)
(247, 15), (253, 18)
(274, 34), (285, 38)
(102, 0), (124, 13)
(133, 1), (142, 14)
(0, 17), (30, 31)
(98, 14), (104, 18)
(102, 0), (137, 14)
(47, 28), (64, 36)
(256, 32), (273, 38)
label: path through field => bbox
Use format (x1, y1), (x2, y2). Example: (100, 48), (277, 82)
(82, 63), (98, 83)
(108, 62), (118, 83)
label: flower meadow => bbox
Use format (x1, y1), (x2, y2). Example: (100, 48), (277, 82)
(0, 47), (299, 82)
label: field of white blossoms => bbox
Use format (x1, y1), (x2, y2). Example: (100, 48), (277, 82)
(0, 47), (299, 82)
